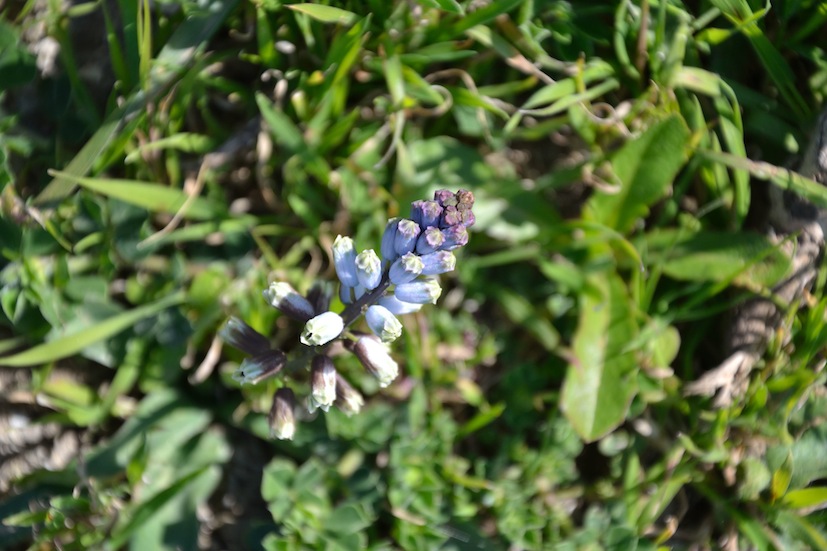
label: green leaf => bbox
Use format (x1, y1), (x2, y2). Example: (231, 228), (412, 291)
(48, 170), (221, 220)
(418, 0), (463, 15)
(33, 0), (240, 204)
(286, 4), (358, 25)
(0, 292), (184, 367)
(640, 229), (792, 288)
(561, 272), (638, 442)
(783, 487), (827, 509)
(585, 116), (690, 234)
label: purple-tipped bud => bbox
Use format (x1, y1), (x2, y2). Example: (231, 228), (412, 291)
(381, 218), (400, 263)
(456, 189), (474, 207)
(333, 235), (359, 288)
(394, 219), (422, 256)
(420, 251), (457, 275)
(389, 252), (423, 285)
(300, 311), (344, 346)
(232, 349), (286, 385)
(348, 335), (399, 388)
(308, 355), (337, 413)
(416, 226), (445, 255)
(378, 295), (423, 315)
(219, 317), (271, 356)
(441, 225), (469, 250)
(434, 189), (457, 207)
(365, 305), (403, 343)
(355, 249), (382, 291)
(269, 387), (297, 440)
(440, 206), (463, 228)
(395, 278), (442, 304)
(263, 282), (315, 322)
(461, 209), (476, 227)
(411, 200), (443, 228)
(335, 374), (364, 416)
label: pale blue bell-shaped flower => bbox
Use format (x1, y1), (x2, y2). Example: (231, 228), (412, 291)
(333, 235), (359, 288)
(365, 304), (403, 343)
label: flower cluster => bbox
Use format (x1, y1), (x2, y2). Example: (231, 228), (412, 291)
(220, 189), (475, 439)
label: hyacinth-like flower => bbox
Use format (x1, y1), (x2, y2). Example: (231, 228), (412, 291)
(220, 189), (475, 439)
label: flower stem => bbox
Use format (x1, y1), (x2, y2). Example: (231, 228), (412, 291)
(340, 272), (391, 327)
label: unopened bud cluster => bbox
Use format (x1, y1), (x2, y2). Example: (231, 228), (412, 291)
(219, 189), (475, 439)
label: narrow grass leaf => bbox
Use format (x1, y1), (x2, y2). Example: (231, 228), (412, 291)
(48, 170), (220, 220)
(34, 0), (240, 204)
(0, 292), (184, 367)
(286, 4), (357, 25)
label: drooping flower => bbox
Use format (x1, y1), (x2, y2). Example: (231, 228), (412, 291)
(270, 388), (297, 440)
(349, 335), (399, 388)
(389, 252), (423, 285)
(219, 317), (271, 356)
(232, 350), (286, 385)
(308, 355), (337, 412)
(365, 305), (403, 343)
(301, 311), (344, 346)
(355, 249), (382, 291)
(263, 282), (315, 321)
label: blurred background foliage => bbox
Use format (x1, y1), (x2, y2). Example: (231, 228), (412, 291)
(2, 0), (827, 548)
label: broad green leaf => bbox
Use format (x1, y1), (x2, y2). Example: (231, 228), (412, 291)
(48, 170), (221, 220)
(585, 116), (689, 234)
(286, 4), (358, 25)
(783, 487), (827, 509)
(561, 272), (638, 442)
(640, 229), (792, 288)
(0, 292), (184, 367)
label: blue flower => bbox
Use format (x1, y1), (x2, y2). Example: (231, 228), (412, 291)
(366, 304), (403, 343)
(333, 235), (359, 288)
(395, 278), (442, 304)
(394, 219), (421, 256)
(389, 252), (423, 285)
(355, 249), (382, 290)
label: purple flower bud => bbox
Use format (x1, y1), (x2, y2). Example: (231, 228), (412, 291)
(415, 226), (445, 255)
(348, 335), (399, 388)
(269, 387), (296, 440)
(420, 251), (456, 275)
(335, 374), (363, 416)
(381, 218), (400, 263)
(389, 252), (423, 285)
(263, 282), (315, 322)
(456, 188), (474, 207)
(440, 206), (463, 228)
(395, 278), (442, 304)
(461, 209), (476, 228)
(232, 349), (286, 385)
(441, 225), (469, 250)
(394, 219), (421, 256)
(355, 249), (382, 291)
(333, 235), (359, 288)
(434, 189), (457, 207)
(365, 305), (403, 343)
(308, 355), (337, 413)
(378, 294), (423, 315)
(301, 311), (344, 346)
(219, 317), (271, 356)
(411, 200), (443, 228)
